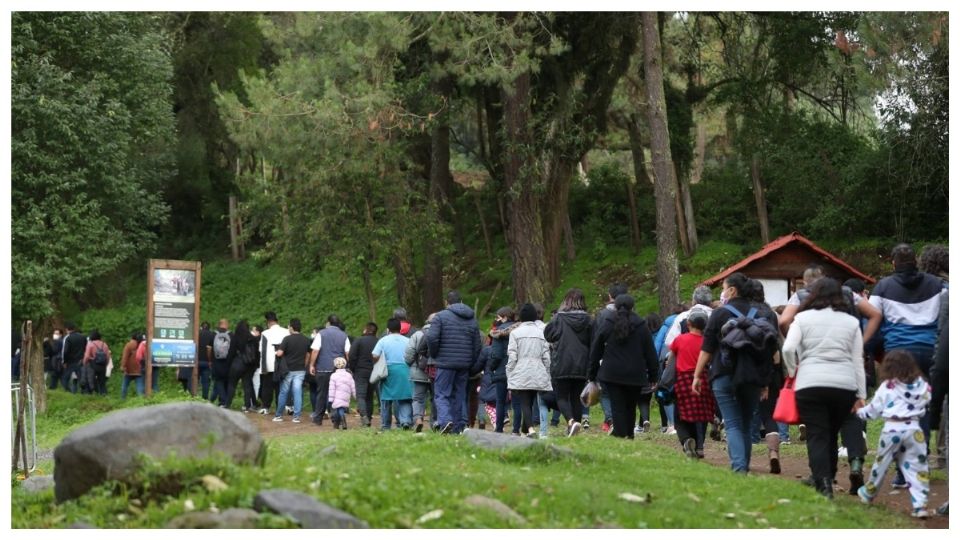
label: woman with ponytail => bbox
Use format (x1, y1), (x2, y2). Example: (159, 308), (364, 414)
(588, 294), (660, 439)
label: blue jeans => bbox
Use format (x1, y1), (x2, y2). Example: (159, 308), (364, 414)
(121, 375), (144, 398)
(381, 399), (413, 429)
(778, 422), (790, 441)
(198, 364), (211, 400)
(210, 377), (227, 406)
(275, 370), (306, 419)
(712, 375), (762, 473)
(538, 393), (550, 437)
(434, 367), (468, 432)
(600, 384), (613, 422)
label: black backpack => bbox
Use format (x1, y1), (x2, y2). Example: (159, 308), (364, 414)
(238, 339), (258, 367)
(717, 304), (778, 387)
(92, 344), (108, 367)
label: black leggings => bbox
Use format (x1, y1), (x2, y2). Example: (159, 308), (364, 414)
(226, 361), (257, 409)
(553, 379), (585, 425)
(604, 382), (645, 439)
(514, 390), (538, 433)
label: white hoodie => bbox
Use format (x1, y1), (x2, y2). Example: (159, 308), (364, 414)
(857, 377), (931, 427)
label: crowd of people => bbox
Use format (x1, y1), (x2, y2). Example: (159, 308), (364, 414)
(36, 242), (948, 519)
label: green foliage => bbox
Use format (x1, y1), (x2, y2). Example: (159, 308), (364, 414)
(12, 12), (176, 320)
(161, 13), (271, 256)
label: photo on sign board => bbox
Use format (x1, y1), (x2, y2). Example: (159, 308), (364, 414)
(153, 269), (196, 302)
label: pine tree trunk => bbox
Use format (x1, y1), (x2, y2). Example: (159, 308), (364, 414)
(642, 11), (680, 316)
(751, 155), (771, 245)
(626, 112), (652, 248)
(502, 71), (549, 305)
(678, 167), (699, 254)
(542, 158), (576, 286)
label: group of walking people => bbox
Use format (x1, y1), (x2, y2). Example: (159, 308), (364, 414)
(40, 242), (948, 519)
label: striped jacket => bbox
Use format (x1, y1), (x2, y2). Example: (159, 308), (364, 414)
(869, 268), (946, 351)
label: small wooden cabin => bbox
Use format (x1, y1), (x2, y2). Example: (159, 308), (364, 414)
(699, 232), (876, 307)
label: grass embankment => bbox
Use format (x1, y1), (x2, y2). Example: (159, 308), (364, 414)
(76, 239), (749, 348)
(14, 388), (915, 529)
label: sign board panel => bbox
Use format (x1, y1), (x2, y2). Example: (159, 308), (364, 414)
(146, 260), (202, 396)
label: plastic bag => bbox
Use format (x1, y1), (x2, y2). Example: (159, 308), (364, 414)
(369, 356), (388, 385)
(580, 380), (601, 407)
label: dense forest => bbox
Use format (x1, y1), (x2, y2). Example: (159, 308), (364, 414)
(12, 12), (948, 406)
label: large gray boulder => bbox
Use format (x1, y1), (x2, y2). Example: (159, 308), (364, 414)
(53, 402), (263, 503)
(253, 489), (368, 528)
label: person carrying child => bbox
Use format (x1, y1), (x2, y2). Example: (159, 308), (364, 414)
(855, 350), (933, 519)
(328, 357), (356, 430)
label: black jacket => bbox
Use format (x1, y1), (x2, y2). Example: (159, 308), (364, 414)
(62, 332), (86, 366)
(544, 310), (593, 380)
(348, 335), (378, 377)
(588, 312), (659, 387)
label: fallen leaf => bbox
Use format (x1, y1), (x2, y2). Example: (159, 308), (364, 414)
(416, 509), (444, 524)
(724, 513), (736, 519)
(201, 475), (228, 493)
(618, 492), (652, 504)
(687, 493), (701, 503)
(777, 499), (791, 504)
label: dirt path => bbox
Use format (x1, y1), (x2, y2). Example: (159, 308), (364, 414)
(247, 411), (948, 528)
(649, 434), (949, 529)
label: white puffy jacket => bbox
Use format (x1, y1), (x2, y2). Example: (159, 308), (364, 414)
(782, 308), (866, 399)
(506, 322), (552, 391)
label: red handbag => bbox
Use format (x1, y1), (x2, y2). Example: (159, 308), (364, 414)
(773, 376), (801, 424)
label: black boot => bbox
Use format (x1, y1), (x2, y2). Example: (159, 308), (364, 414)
(848, 458), (864, 495)
(816, 477), (834, 500)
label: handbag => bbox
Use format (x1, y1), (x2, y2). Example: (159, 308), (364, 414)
(369, 356), (388, 385)
(772, 376), (801, 424)
(580, 380), (601, 407)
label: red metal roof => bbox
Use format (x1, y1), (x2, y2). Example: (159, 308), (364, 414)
(700, 232), (876, 287)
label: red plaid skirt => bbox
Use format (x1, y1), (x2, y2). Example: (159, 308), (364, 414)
(675, 370), (715, 423)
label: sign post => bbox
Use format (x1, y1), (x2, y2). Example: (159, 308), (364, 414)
(145, 259), (202, 397)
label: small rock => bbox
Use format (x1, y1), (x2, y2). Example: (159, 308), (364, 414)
(687, 493), (701, 503)
(464, 495), (527, 524)
(319, 445), (337, 456)
(461, 429), (574, 457)
(254, 489), (368, 528)
(166, 508), (260, 528)
(724, 513), (737, 519)
(68, 521), (97, 528)
(776, 499), (791, 504)
(20, 475), (54, 493)
(416, 509), (444, 524)
(201, 475), (228, 493)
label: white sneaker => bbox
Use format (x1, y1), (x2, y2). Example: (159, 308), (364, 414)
(634, 425), (644, 434)
(285, 406), (294, 416)
(568, 421), (582, 438)
(258, 408), (268, 415)
(292, 417), (301, 424)
(665, 426), (677, 435)
(272, 416), (283, 423)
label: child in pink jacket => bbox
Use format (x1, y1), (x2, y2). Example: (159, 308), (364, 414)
(328, 357), (356, 430)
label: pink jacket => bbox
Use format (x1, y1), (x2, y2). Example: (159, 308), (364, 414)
(328, 369), (356, 409)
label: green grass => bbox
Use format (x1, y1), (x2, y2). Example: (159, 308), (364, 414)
(13, 391), (918, 528)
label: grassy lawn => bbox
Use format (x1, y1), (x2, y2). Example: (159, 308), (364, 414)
(12, 387), (915, 528)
